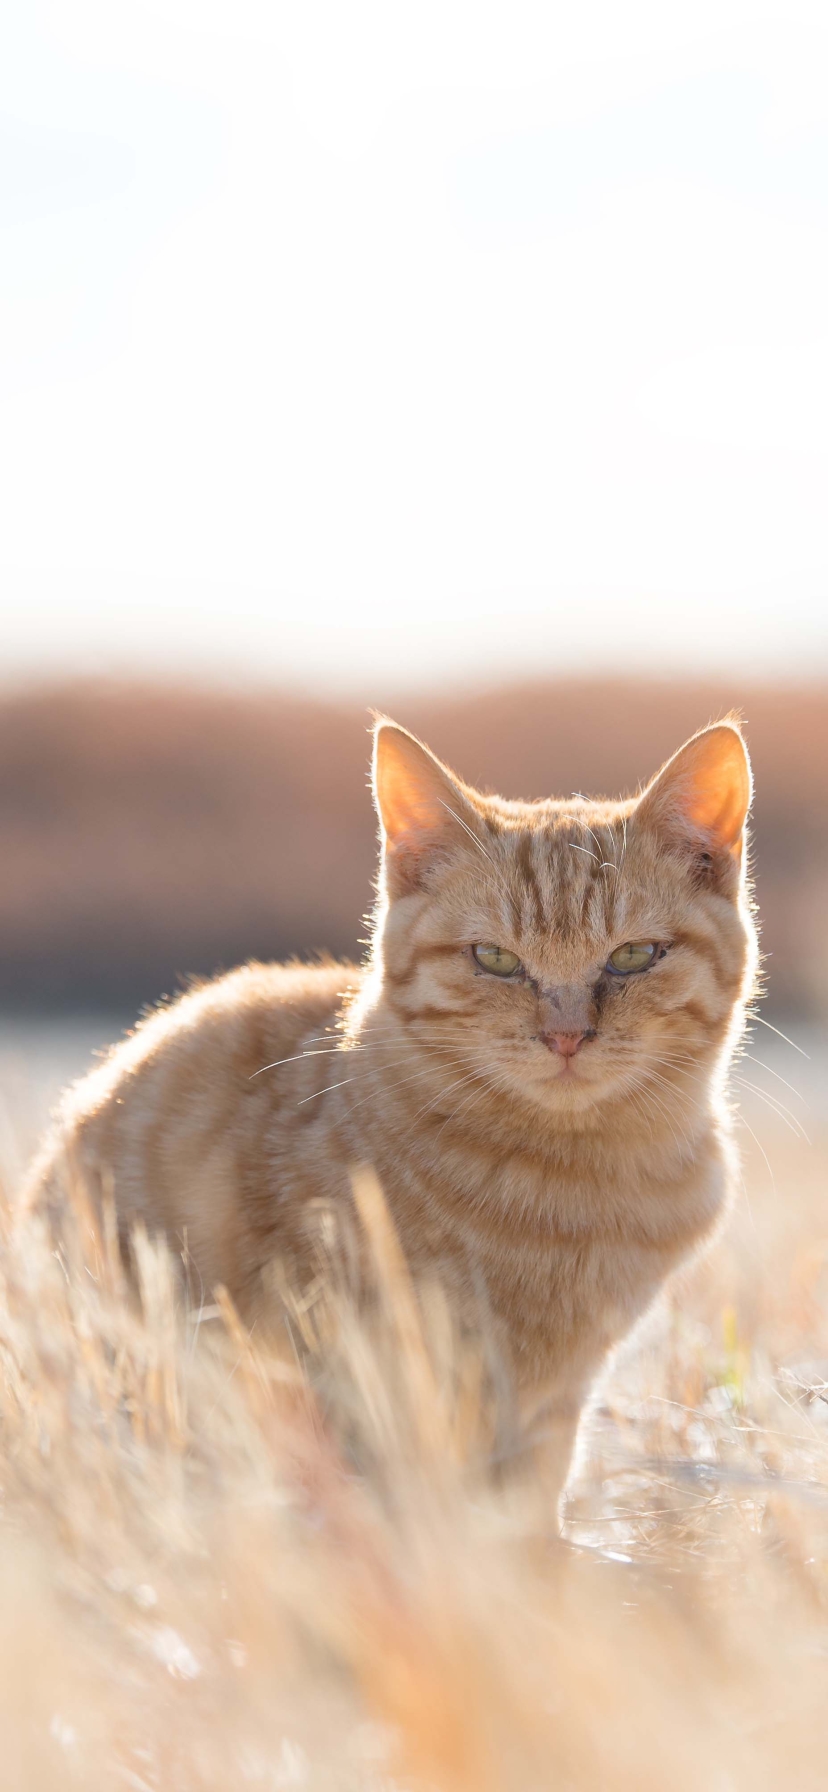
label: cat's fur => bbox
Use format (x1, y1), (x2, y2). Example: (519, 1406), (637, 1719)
(26, 719), (756, 1498)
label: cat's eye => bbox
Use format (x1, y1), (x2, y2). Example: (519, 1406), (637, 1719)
(606, 942), (658, 976)
(472, 944), (522, 978)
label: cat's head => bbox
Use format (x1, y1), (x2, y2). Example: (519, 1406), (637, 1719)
(368, 719), (756, 1115)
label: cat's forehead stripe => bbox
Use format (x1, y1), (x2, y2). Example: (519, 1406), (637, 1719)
(491, 816), (627, 946)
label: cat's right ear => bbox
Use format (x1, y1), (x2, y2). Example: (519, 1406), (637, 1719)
(372, 722), (483, 896)
(635, 722), (753, 876)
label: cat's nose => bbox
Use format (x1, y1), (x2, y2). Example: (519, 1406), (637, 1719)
(540, 1030), (594, 1057)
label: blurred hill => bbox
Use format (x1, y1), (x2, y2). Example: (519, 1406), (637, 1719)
(0, 679), (825, 1015)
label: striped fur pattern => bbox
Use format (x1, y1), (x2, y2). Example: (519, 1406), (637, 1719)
(26, 720), (757, 1499)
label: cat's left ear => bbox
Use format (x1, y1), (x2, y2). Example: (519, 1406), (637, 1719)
(372, 721), (484, 895)
(636, 722), (753, 869)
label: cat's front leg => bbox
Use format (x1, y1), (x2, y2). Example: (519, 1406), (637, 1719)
(511, 1382), (587, 1533)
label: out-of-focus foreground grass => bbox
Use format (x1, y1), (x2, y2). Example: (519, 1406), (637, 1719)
(0, 1032), (826, 1790)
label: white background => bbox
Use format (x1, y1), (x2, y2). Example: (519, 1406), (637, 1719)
(2, 1), (827, 693)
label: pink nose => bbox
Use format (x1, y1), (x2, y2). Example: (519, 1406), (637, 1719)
(541, 1031), (588, 1057)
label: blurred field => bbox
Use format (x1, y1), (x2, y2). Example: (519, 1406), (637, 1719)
(0, 1017), (826, 1788)
(1, 677), (826, 1014)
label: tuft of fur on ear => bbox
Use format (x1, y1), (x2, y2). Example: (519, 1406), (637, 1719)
(635, 722), (753, 885)
(372, 721), (485, 896)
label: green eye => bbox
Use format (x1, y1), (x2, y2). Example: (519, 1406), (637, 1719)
(607, 942), (658, 976)
(472, 944), (522, 978)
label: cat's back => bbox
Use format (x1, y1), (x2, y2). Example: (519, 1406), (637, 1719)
(25, 959), (355, 1293)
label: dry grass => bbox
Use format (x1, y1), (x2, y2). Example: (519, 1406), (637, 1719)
(1, 1060), (827, 1788)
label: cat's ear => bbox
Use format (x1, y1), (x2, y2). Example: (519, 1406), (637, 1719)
(636, 722), (752, 870)
(372, 722), (483, 895)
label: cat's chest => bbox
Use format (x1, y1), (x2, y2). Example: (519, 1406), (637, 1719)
(415, 1137), (694, 1251)
(385, 1137), (719, 1378)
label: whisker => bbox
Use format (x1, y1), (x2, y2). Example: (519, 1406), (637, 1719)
(254, 1027), (510, 1083)
(412, 1066), (492, 1119)
(584, 823), (618, 872)
(644, 1046), (811, 1145)
(733, 1109), (777, 1194)
(250, 1045), (370, 1077)
(730, 1076), (810, 1144)
(294, 1049), (458, 1106)
(296, 1076), (365, 1105)
(341, 1060), (468, 1117)
(335, 1047), (502, 1119)
(332, 1036), (523, 1122)
(409, 1066), (495, 1130)
(638, 1075), (695, 1132)
(432, 1071), (505, 1146)
(738, 1052), (808, 1105)
(439, 799), (520, 920)
(635, 1063), (707, 1118)
(437, 799), (495, 866)
(626, 1077), (692, 1155)
(252, 1036), (448, 1078)
(745, 1014), (810, 1058)
(623, 1082), (658, 1147)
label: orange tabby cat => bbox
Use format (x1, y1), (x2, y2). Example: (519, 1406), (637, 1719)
(26, 719), (756, 1499)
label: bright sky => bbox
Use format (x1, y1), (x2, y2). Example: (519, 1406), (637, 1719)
(2, 1), (827, 694)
